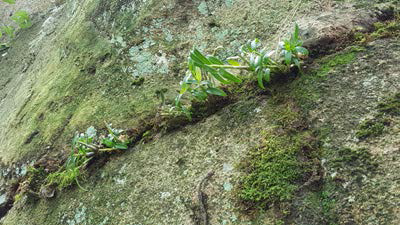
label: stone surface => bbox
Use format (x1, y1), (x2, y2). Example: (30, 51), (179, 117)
(0, 0), (399, 224)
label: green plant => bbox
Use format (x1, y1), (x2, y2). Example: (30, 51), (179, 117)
(0, 26), (15, 39)
(174, 24), (308, 115)
(46, 125), (130, 190)
(1, 0), (32, 44)
(11, 10), (31, 29)
(2, 0), (16, 4)
(102, 123), (129, 150)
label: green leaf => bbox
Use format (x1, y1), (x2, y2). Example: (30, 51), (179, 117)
(193, 67), (202, 81)
(115, 143), (128, 150)
(283, 40), (291, 51)
(102, 139), (114, 148)
(207, 56), (223, 65)
(11, 11), (32, 29)
(2, 0), (16, 4)
(284, 51), (292, 65)
(264, 68), (271, 83)
(1, 26), (15, 39)
(179, 82), (190, 94)
(191, 49), (211, 65)
(188, 58), (195, 72)
(293, 24), (299, 40)
(257, 70), (265, 89)
(203, 65), (231, 84)
(227, 59), (240, 66)
(206, 87), (227, 96)
(219, 69), (242, 83)
(295, 46), (309, 55)
(254, 55), (261, 67)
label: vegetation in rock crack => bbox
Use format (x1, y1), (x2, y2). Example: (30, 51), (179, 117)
(45, 124), (129, 191)
(0, 0), (32, 47)
(174, 24), (309, 117)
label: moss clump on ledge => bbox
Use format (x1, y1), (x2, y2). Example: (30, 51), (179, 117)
(355, 118), (387, 139)
(377, 92), (400, 116)
(314, 50), (357, 77)
(356, 92), (399, 140)
(237, 130), (318, 208)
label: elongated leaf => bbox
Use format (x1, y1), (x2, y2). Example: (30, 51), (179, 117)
(193, 66), (202, 81)
(255, 55), (262, 67)
(102, 139), (114, 148)
(206, 87), (227, 96)
(207, 56), (223, 65)
(190, 53), (206, 66)
(249, 53), (256, 68)
(257, 70), (265, 89)
(115, 143), (128, 150)
(179, 82), (189, 94)
(284, 40), (291, 51)
(264, 68), (271, 83)
(227, 59), (240, 66)
(285, 51), (292, 65)
(2, 0), (16, 4)
(294, 24), (299, 40)
(175, 94), (183, 106)
(202, 65), (231, 84)
(188, 58), (195, 72)
(219, 69), (242, 83)
(295, 46), (309, 55)
(185, 79), (200, 84)
(192, 49), (211, 65)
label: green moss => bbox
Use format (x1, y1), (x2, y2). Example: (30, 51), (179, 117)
(329, 147), (378, 175)
(239, 134), (301, 204)
(356, 92), (399, 140)
(371, 20), (400, 38)
(238, 130), (317, 207)
(377, 92), (400, 116)
(314, 51), (357, 77)
(355, 118), (387, 139)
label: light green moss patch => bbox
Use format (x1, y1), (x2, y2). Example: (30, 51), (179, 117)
(314, 51), (357, 77)
(238, 132), (305, 205)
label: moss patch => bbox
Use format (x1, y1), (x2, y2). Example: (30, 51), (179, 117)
(356, 92), (399, 140)
(355, 118), (388, 139)
(377, 92), (400, 116)
(314, 50), (357, 77)
(238, 132), (303, 205)
(237, 99), (319, 210)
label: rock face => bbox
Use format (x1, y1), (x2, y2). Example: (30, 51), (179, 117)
(0, 0), (399, 224)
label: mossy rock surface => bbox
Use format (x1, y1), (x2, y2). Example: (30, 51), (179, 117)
(0, 0), (400, 224)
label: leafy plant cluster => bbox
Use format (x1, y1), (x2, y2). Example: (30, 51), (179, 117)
(174, 24), (309, 116)
(46, 124), (129, 190)
(1, 0), (32, 47)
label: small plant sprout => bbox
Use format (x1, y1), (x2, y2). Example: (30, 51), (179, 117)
(174, 24), (309, 114)
(46, 124), (130, 190)
(10, 11), (32, 29)
(1, 0), (32, 45)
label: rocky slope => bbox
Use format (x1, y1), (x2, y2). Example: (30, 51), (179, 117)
(0, 0), (399, 224)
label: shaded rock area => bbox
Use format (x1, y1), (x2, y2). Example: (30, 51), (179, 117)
(0, 0), (399, 224)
